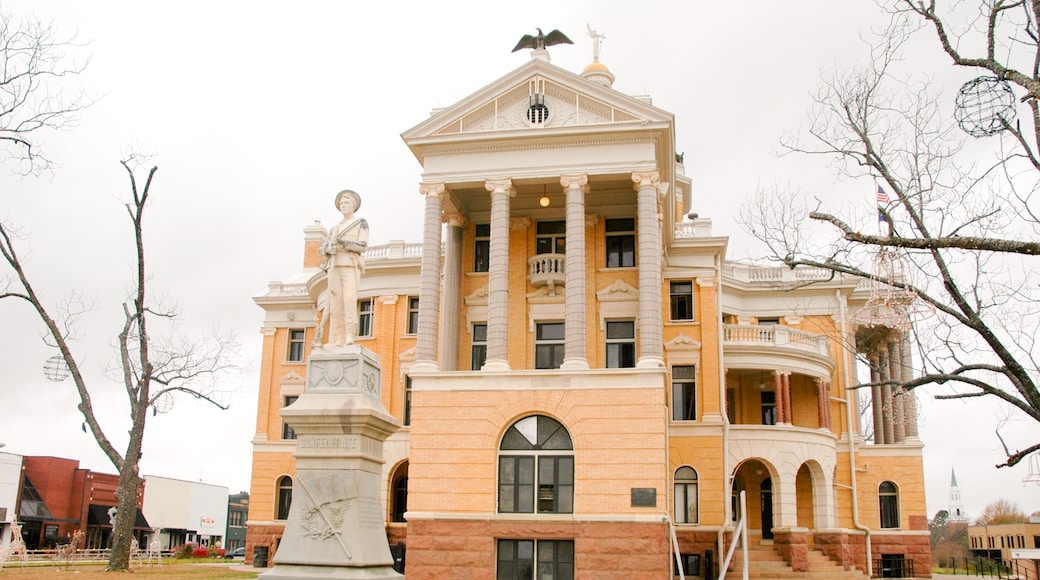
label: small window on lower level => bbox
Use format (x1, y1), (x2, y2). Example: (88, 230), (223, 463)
(496, 539), (573, 580)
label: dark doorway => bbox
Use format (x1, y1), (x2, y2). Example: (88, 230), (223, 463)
(760, 478), (774, 540)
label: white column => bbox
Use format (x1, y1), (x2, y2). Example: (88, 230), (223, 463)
(889, 340), (905, 443)
(900, 332), (919, 440)
(414, 182), (445, 370)
(869, 353), (885, 444)
(878, 347), (894, 445)
(439, 213), (465, 371)
(483, 178), (513, 371)
(632, 171), (665, 368)
(560, 174), (589, 370)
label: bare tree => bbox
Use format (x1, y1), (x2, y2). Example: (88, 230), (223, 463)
(0, 6), (92, 174)
(0, 159), (239, 570)
(975, 498), (1028, 525)
(742, 2), (1040, 468)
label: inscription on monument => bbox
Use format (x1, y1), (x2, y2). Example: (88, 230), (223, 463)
(298, 435), (361, 450)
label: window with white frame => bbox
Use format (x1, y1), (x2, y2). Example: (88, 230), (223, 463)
(474, 223), (490, 273)
(471, 324), (487, 370)
(605, 320), (635, 368)
(605, 218), (635, 268)
(358, 299), (373, 337)
(403, 376), (412, 426)
(281, 396), (298, 440)
(669, 281), (694, 321)
(536, 220), (566, 255)
(406, 297), (419, 334)
(674, 466), (699, 524)
(287, 329), (306, 362)
(496, 539), (573, 580)
(879, 481), (900, 528)
(276, 476), (293, 520)
(498, 415), (573, 514)
(671, 366), (696, 421)
(535, 322), (565, 370)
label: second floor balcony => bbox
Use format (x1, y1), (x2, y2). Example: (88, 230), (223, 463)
(528, 253), (566, 293)
(723, 324), (830, 357)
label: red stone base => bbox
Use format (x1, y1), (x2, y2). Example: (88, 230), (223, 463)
(406, 519), (669, 579)
(244, 522), (286, 567)
(871, 531), (932, 578)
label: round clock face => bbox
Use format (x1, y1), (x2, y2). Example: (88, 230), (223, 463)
(527, 102), (550, 124)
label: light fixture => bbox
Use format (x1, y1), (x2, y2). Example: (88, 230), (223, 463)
(538, 184), (550, 207)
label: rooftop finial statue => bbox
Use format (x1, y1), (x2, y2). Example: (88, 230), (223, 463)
(512, 28), (574, 52)
(319, 189), (369, 348)
(586, 23), (605, 61)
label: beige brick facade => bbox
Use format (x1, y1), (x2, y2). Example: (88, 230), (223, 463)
(245, 53), (931, 578)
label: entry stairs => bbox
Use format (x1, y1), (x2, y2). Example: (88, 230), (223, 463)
(723, 542), (870, 579)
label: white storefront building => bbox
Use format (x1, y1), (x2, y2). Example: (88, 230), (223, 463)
(141, 475), (228, 551)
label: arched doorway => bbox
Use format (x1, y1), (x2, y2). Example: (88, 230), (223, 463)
(760, 478), (774, 540)
(795, 463), (816, 530)
(732, 459), (775, 544)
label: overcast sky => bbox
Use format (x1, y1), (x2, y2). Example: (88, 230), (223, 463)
(1, 1), (1036, 519)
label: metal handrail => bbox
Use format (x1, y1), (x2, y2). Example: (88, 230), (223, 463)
(718, 490), (749, 580)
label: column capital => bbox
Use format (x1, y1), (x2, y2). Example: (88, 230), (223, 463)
(631, 170), (661, 191)
(485, 178), (514, 195)
(560, 173), (589, 191)
(444, 213), (465, 228)
(419, 182), (446, 197)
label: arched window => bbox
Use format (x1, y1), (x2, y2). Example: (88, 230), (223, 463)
(276, 476), (293, 520)
(390, 462), (408, 523)
(498, 415), (573, 514)
(879, 481), (899, 528)
(674, 466), (698, 524)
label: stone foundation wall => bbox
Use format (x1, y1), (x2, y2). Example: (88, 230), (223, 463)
(872, 532), (932, 578)
(386, 524), (407, 548)
(244, 522), (285, 567)
(773, 528), (809, 572)
(814, 530), (853, 570)
(406, 519), (669, 579)
(673, 529), (721, 577)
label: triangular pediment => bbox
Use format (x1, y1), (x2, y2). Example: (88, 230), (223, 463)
(402, 59), (671, 143)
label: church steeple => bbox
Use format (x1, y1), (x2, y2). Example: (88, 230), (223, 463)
(948, 467), (968, 522)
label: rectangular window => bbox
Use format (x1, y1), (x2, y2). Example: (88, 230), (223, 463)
(536, 221), (566, 255)
(404, 376), (411, 427)
(471, 324), (488, 370)
(605, 320), (635, 368)
(671, 366), (696, 421)
(407, 296), (419, 334)
(669, 281), (694, 321)
(497, 539), (574, 580)
(535, 322), (565, 370)
(474, 223), (490, 272)
(538, 456), (574, 513)
(498, 456), (573, 514)
(761, 391), (777, 426)
(674, 486), (698, 524)
(605, 218), (635, 268)
(358, 299), (373, 337)
(287, 329), (306, 362)
(282, 396), (298, 440)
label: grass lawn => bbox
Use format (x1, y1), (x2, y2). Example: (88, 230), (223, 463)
(0, 560), (258, 578)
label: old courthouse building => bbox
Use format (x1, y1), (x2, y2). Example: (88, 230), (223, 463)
(245, 43), (931, 578)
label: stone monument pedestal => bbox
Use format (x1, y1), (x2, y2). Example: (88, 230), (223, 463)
(261, 347), (403, 580)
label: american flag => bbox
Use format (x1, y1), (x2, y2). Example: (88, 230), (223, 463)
(876, 184), (890, 204)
